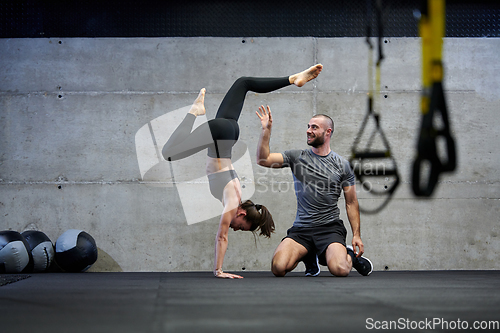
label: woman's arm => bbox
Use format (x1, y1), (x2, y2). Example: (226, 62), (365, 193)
(213, 190), (243, 279)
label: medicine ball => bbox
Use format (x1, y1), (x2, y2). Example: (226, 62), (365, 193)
(21, 230), (55, 272)
(55, 229), (98, 272)
(0, 230), (34, 273)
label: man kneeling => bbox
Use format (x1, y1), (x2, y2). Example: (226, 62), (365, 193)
(255, 105), (373, 277)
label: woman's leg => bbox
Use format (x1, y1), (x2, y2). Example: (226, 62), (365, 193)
(215, 77), (290, 121)
(162, 64), (324, 160)
(215, 64), (323, 121)
(161, 89), (213, 161)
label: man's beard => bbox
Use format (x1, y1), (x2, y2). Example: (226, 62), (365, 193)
(307, 133), (325, 148)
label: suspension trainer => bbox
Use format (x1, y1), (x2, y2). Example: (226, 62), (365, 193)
(412, 0), (457, 197)
(349, 0), (400, 214)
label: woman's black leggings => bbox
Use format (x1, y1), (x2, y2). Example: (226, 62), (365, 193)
(162, 76), (290, 161)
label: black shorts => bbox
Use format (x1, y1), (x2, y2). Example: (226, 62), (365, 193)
(284, 220), (347, 265)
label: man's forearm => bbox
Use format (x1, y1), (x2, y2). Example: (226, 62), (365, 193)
(346, 200), (361, 237)
(257, 128), (272, 165)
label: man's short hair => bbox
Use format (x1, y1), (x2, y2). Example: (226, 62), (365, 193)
(312, 114), (334, 133)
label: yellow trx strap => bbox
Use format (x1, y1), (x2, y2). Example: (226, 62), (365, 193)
(412, 0), (457, 197)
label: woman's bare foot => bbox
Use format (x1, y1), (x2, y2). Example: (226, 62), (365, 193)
(290, 64), (323, 87)
(189, 88), (206, 116)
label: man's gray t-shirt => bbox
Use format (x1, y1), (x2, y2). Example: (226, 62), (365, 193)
(281, 149), (356, 228)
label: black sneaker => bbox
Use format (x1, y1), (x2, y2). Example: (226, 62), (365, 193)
(347, 245), (373, 276)
(303, 253), (320, 277)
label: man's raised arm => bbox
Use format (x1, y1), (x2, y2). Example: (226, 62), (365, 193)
(255, 105), (284, 168)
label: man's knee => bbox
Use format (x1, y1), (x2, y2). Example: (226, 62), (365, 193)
(325, 242), (351, 277)
(327, 262), (351, 277)
(271, 238), (307, 277)
(272, 264), (287, 277)
(271, 257), (288, 277)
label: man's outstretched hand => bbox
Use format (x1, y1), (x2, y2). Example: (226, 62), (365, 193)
(256, 105), (273, 131)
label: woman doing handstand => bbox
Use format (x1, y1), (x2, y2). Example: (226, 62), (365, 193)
(162, 64), (323, 278)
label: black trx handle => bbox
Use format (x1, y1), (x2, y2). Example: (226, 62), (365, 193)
(412, 76), (456, 196)
(349, 0), (400, 213)
(350, 96), (400, 197)
(412, 0), (457, 197)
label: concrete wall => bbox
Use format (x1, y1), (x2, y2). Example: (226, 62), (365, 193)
(1, 37), (499, 272)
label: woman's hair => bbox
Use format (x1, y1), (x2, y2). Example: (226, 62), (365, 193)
(240, 200), (275, 238)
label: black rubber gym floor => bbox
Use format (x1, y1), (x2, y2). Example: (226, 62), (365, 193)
(1, 271), (499, 333)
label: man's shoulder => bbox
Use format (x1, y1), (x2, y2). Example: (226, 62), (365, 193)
(282, 148), (308, 159)
(329, 151), (348, 162)
(284, 148), (308, 154)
